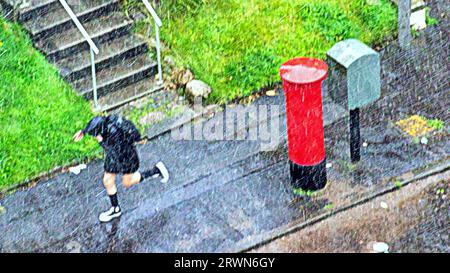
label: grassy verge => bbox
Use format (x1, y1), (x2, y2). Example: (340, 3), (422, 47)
(0, 17), (100, 190)
(153, 0), (397, 103)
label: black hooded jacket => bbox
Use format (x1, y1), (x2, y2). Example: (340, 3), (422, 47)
(83, 115), (141, 155)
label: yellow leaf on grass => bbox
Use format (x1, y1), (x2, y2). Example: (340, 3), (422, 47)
(396, 115), (434, 137)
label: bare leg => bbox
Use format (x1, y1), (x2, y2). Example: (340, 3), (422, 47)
(121, 163), (168, 188)
(99, 172), (122, 223)
(122, 172), (142, 189)
(103, 172), (118, 195)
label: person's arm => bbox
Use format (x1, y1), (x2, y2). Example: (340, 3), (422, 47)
(73, 123), (90, 142)
(73, 130), (84, 142)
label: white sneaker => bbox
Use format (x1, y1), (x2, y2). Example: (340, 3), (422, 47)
(155, 162), (169, 183)
(98, 206), (122, 223)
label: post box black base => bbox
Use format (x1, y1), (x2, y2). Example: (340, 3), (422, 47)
(290, 159), (327, 191)
(349, 108), (361, 163)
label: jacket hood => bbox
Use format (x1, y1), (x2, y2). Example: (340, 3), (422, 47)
(84, 116), (107, 137)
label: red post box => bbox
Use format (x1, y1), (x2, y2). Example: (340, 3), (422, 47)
(280, 57), (328, 191)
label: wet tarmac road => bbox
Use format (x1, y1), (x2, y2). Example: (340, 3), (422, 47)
(252, 170), (449, 253)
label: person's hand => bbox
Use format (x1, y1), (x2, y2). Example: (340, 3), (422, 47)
(137, 138), (147, 145)
(73, 130), (84, 142)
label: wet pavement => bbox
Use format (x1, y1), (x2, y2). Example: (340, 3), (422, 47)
(0, 0), (449, 253)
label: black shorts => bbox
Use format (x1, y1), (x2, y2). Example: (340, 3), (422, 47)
(104, 145), (140, 174)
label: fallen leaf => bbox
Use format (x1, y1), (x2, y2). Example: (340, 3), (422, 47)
(66, 241), (82, 253)
(373, 242), (389, 253)
(266, 90), (276, 97)
(420, 136), (429, 145)
(69, 164), (87, 175)
(396, 115), (433, 137)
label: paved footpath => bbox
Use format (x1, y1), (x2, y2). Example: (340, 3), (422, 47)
(0, 1), (448, 253)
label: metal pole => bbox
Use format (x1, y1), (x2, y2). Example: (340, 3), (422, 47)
(90, 48), (99, 110)
(398, 0), (412, 49)
(350, 108), (361, 163)
(155, 21), (163, 85)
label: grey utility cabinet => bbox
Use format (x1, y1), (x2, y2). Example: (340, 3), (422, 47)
(326, 39), (381, 110)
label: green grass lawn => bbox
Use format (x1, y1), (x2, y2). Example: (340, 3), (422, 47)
(158, 0), (397, 103)
(0, 17), (100, 190)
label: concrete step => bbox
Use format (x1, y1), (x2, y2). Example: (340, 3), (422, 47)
(36, 11), (132, 62)
(55, 34), (148, 82)
(98, 77), (163, 111)
(0, 0), (14, 20)
(73, 53), (157, 99)
(7, 0), (166, 111)
(16, 0), (60, 22)
(23, 0), (120, 42)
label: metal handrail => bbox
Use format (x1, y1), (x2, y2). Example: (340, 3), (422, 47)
(142, 0), (162, 27)
(59, 0), (99, 54)
(142, 0), (163, 84)
(58, 0), (163, 110)
(58, 0), (100, 109)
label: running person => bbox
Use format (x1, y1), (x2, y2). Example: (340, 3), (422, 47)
(73, 115), (169, 223)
